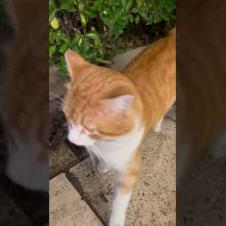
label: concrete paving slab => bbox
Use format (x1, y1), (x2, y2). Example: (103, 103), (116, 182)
(110, 46), (148, 71)
(49, 143), (79, 178)
(70, 158), (115, 223)
(50, 173), (103, 226)
(70, 117), (176, 226)
(167, 104), (176, 121)
(0, 187), (31, 226)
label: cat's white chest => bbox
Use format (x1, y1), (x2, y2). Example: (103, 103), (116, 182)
(88, 122), (144, 172)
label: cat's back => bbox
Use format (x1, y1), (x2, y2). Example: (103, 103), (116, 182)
(122, 29), (176, 130)
(123, 29), (175, 80)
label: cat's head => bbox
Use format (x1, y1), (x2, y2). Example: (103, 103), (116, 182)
(63, 49), (142, 146)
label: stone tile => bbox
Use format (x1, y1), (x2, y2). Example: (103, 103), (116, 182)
(167, 104), (176, 121)
(70, 159), (115, 223)
(49, 143), (79, 178)
(50, 173), (103, 226)
(66, 140), (89, 161)
(70, 118), (176, 225)
(0, 187), (31, 226)
(110, 46), (148, 71)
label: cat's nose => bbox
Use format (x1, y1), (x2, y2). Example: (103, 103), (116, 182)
(68, 135), (83, 146)
(68, 132), (80, 145)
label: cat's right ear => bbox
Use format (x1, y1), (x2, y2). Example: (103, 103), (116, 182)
(65, 49), (88, 78)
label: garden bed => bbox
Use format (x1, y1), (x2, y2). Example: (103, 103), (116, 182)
(49, 0), (176, 74)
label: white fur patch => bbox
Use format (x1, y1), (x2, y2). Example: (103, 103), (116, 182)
(153, 116), (164, 133)
(87, 119), (144, 173)
(71, 118), (144, 226)
(68, 123), (96, 146)
(109, 191), (132, 226)
(106, 95), (134, 112)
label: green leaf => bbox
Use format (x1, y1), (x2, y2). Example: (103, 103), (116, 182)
(86, 32), (101, 47)
(135, 15), (140, 24)
(59, 57), (68, 75)
(77, 37), (83, 47)
(49, 45), (56, 57)
(59, 43), (69, 53)
(80, 13), (87, 27)
(50, 17), (60, 29)
(49, 0), (57, 22)
(91, 26), (96, 31)
(60, 1), (75, 11)
(96, 58), (112, 65)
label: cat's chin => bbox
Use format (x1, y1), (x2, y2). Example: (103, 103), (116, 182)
(67, 135), (96, 147)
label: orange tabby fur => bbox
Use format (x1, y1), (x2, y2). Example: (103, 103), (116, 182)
(123, 28), (176, 132)
(64, 29), (175, 138)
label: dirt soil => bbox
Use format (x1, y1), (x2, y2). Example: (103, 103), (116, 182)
(49, 98), (67, 147)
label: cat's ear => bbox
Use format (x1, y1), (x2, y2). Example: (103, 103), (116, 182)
(65, 49), (88, 78)
(104, 95), (134, 113)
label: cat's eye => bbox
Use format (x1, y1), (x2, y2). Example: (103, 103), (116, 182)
(83, 124), (96, 133)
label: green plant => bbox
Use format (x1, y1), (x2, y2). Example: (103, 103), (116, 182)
(49, 0), (175, 75)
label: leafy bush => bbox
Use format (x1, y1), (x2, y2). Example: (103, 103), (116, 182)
(49, 0), (175, 75)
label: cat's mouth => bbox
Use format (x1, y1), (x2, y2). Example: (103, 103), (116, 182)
(67, 133), (96, 147)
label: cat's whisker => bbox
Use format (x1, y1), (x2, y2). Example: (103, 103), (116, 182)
(87, 145), (105, 168)
(50, 98), (63, 105)
(50, 92), (63, 101)
(93, 145), (105, 162)
(87, 148), (96, 166)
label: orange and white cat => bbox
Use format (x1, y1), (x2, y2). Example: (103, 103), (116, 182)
(63, 28), (176, 226)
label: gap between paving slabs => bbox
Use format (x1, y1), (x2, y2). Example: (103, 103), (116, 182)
(66, 171), (106, 225)
(50, 173), (103, 226)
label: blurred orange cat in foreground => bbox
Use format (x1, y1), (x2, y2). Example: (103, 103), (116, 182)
(63, 29), (176, 226)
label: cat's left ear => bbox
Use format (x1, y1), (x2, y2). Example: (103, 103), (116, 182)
(104, 95), (134, 113)
(65, 49), (88, 78)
